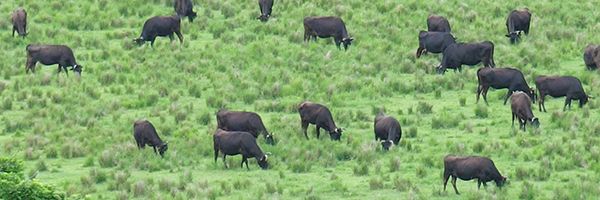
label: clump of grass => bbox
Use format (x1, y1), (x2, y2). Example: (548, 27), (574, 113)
(405, 126), (417, 138)
(353, 163), (369, 176)
(389, 156), (401, 172)
(474, 104), (488, 118)
(415, 165), (427, 178)
(432, 116), (460, 129)
(46, 147), (58, 158)
(519, 181), (536, 200)
(515, 167), (529, 180)
(472, 142), (485, 153)
(133, 180), (147, 197)
(459, 97), (467, 106)
(330, 179), (348, 193)
(24, 147), (38, 160)
(159, 178), (174, 192)
(37, 159), (48, 171)
(90, 168), (108, 184)
(233, 178), (251, 190)
(290, 160), (311, 173)
(369, 177), (384, 190)
(417, 101), (433, 114)
(393, 175), (416, 192)
(99, 150), (118, 168)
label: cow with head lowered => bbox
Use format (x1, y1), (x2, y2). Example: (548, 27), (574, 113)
(374, 112), (402, 151)
(437, 41), (495, 74)
(304, 16), (354, 50)
(174, 0), (197, 22)
(443, 155), (507, 195)
(583, 44), (599, 70)
(257, 0), (274, 22)
(535, 75), (592, 112)
(213, 129), (269, 170)
(133, 15), (183, 47)
(506, 8), (531, 44)
(427, 14), (451, 32)
(298, 101), (343, 140)
(216, 109), (275, 145)
(133, 120), (169, 157)
(12, 8), (27, 37)
(477, 67), (535, 105)
(510, 92), (540, 131)
(26, 44), (83, 76)
(416, 31), (456, 58)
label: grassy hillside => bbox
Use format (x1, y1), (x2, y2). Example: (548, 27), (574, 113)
(1, 0), (600, 199)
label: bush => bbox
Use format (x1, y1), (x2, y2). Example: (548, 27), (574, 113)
(0, 156), (65, 199)
(474, 104), (488, 118)
(417, 101), (433, 114)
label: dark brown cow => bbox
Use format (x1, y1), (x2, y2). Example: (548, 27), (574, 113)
(133, 15), (183, 47)
(174, 0), (197, 22)
(374, 112), (402, 151)
(257, 0), (274, 22)
(427, 14), (451, 32)
(583, 44), (599, 70)
(476, 67), (535, 105)
(303, 16), (354, 50)
(26, 44), (83, 76)
(297, 101), (343, 140)
(133, 120), (169, 157)
(510, 92), (539, 131)
(216, 109), (274, 145)
(12, 8), (28, 37)
(443, 155), (506, 195)
(213, 129), (269, 170)
(505, 8), (531, 44)
(416, 31), (456, 58)
(438, 41), (495, 74)
(535, 76), (592, 112)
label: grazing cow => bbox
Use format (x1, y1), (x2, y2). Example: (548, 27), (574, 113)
(374, 112), (402, 151)
(427, 14), (451, 32)
(476, 67), (536, 105)
(133, 120), (169, 157)
(174, 0), (197, 22)
(216, 109), (275, 145)
(213, 129), (269, 170)
(297, 101), (343, 140)
(303, 16), (354, 50)
(583, 44), (599, 70)
(443, 155), (507, 195)
(510, 92), (540, 131)
(437, 41), (496, 74)
(505, 8), (531, 44)
(133, 15), (183, 47)
(25, 44), (83, 76)
(535, 76), (592, 112)
(12, 8), (28, 37)
(416, 31), (456, 58)
(257, 0), (274, 22)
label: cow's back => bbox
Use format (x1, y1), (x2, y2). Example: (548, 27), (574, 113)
(584, 44), (598, 69)
(427, 14), (451, 32)
(304, 17), (345, 37)
(374, 114), (401, 140)
(536, 76), (576, 97)
(134, 120), (157, 137)
(298, 101), (331, 124)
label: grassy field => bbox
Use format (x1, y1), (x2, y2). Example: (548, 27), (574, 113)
(1, 0), (600, 199)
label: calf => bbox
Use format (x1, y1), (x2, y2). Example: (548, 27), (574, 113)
(298, 101), (342, 140)
(374, 112), (402, 151)
(510, 92), (540, 131)
(437, 41), (495, 74)
(416, 31), (456, 58)
(12, 8), (28, 37)
(443, 155), (506, 195)
(257, 0), (274, 22)
(213, 129), (269, 170)
(583, 44), (599, 70)
(133, 120), (169, 157)
(535, 75), (592, 112)
(303, 16), (354, 50)
(476, 67), (535, 105)
(26, 44), (83, 76)
(505, 8), (531, 44)
(427, 14), (451, 32)
(133, 15), (183, 47)
(174, 0), (197, 22)
(216, 109), (275, 145)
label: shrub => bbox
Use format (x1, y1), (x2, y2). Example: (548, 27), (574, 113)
(0, 156), (65, 199)
(515, 167), (529, 180)
(353, 163), (369, 176)
(369, 177), (384, 190)
(417, 101), (433, 114)
(389, 156), (401, 172)
(474, 104), (488, 118)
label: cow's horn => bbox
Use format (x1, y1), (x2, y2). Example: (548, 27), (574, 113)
(381, 140), (385, 144)
(264, 154), (268, 161)
(266, 152), (272, 155)
(531, 118), (537, 122)
(588, 95), (594, 99)
(164, 141), (170, 144)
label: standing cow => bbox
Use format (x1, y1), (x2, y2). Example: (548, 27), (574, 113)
(133, 120), (169, 157)
(174, 0), (197, 22)
(25, 44), (83, 76)
(437, 41), (495, 74)
(510, 92), (540, 131)
(213, 129), (269, 170)
(427, 14), (451, 32)
(216, 109), (275, 145)
(12, 8), (28, 37)
(303, 16), (354, 50)
(583, 44), (599, 70)
(374, 112), (402, 151)
(298, 101), (343, 140)
(133, 15), (183, 47)
(443, 155), (507, 195)
(535, 75), (592, 112)
(416, 31), (456, 58)
(506, 8), (531, 44)
(476, 67), (535, 105)
(257, 0), (274, 22)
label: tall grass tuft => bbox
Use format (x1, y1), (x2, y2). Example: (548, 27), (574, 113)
(417, 101), (433, 114)
(474, 104), (488, 118)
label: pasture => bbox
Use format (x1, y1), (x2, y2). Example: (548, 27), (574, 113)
(1, 0), (599, 199)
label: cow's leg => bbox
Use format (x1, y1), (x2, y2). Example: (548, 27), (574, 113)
(242, 156), (249, 170)
(26, 59), (37, 74)
(315, 125), (321, 139)
(443, 173), (451, 192)
(301, 121), (309, 139)
(564, 96), (572, 111)
(477, 179), (482, 189)
(175, 30), (183, 43)
(12, 27), (16, 37)
(416, 46), (425, 58)
(214, 148), (219, 163)
(482, 86), (490, 105)
(512, 112), (515, 127)
(539, 94), (546, 112)
(451, 176), (460, 195)
(221, 154), (228, 168)
(503, 90), (513, 105)
(334, 38), (342, 50)
(152, 146), (158, 155)
(169, 33), (174, 42)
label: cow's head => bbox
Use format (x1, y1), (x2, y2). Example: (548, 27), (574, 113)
(258, 153), (270, 170)
(505, 31), (522, 44)
(329, 127), (343, 141)
(265, 133), (275, 145)
(71, 65), (83, 76)
(133, 37), (145, 45)
(531, 118), (540, 129)
(496, 176), (507, 188)
(159, 141), (169, 157)
(258, 14), (269, 22)
(381, 140), (393, 151)
(581, 95), (593, 107)
(342, 37), (354, 50)
(528, 87), (537, 104)
(435, 64), (447, 74)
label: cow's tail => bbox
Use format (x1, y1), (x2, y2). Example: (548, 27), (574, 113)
(387, 126), (395, 144)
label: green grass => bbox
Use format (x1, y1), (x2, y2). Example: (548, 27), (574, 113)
(2, 0), (600, 199)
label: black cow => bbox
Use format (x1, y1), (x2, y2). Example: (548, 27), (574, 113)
(25, 44), (83, 76)
(583, 44), (599, 70)
(374, 112), (402, 151)
(133, 15), (183, 47)
(437, 41), (495, 74)
(216, 109), (275, 145)
(257, 0), (274, 22)
(427, 14), (451, 32)
(213, 129), (269, 170)
(298, 101), (343, 140)
(133, 120), (169, 157)
(303, 16), (354, 50)
(174, 0), (197, 22)
(535, 75), (592, 112)
(12, 8), (27, 37)
(416, 31), (456, 58)
(476, 67), (535, 105)
(443, 155), (507, 195)
(506, 8), (531, 44)
(510, 92), (540, 131)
